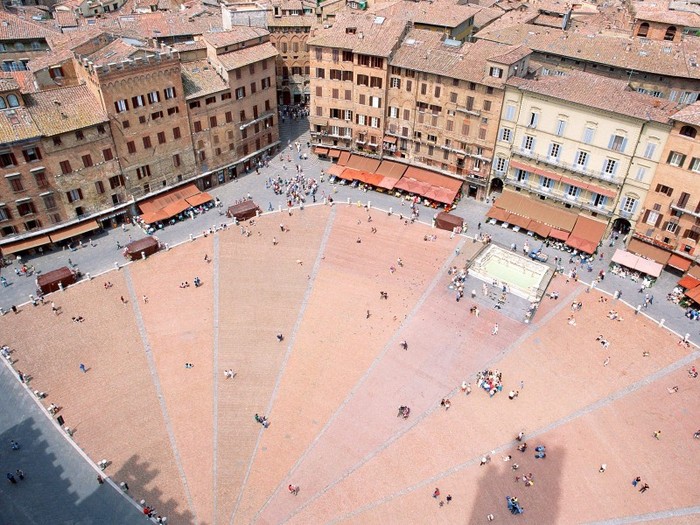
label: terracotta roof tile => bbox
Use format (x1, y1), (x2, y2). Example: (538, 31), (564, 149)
(0, 76), (20, 92)
(181, 59), (228, 99)
(307, 12), (408, 57)
(0, 10), (59, 40)
(635, 8), (700, 26)
(54, 10), (78, 28)
(507, 70), (677, 123)
(202, 27), (269, 49)
(25, 84), (108, 136)
(371, 0), (481, 29)
(0, 106), (40, 144)
(215, 41), (278, 71)
(477, 23), (700, 79)
(671, 101), (700, 126)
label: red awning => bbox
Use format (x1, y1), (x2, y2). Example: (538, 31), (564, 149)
(337, 151), (351, 166)
(140, 209), (170, 224)
(565, 216), (607, 254)
(506, 213), (531, 229)
(328, 149), (341, 159)
(161, 199), (191, 218)
(678, 275), (700, 289)
(326, 164), (346, 176)
(549, 229), (569, 241)
(185, 192), (213, 207)
(510, 160), (561, 181)
(685, 285), (700, 304)
(314, 146), (329, 156)
(668, 253), (692, 271)
(486, 206), (509, 222)
(527, 220), (551, 238)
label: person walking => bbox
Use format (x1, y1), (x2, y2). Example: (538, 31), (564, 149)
(79, 363), (87, 373)
(7, 473), (17, 484)
(632, 476), (641, 487)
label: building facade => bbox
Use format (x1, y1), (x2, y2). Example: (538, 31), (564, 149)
(632, 102), (700, 268)
(491, 71), (673, 232)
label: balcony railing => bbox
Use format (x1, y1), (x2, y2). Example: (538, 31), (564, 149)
(504, 177), (613, 217)
(511, 147), (623, 186)
(670, 200), (700, 220)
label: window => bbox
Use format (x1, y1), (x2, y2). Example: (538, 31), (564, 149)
(9, 176), (23, 192)
(109, 175), (124, 189)
(495, 157), (507, 173)
(680, 125), (697, 138)
(34, 171), (48, 188)
(42, 194), (56, 210)
(582, 126), (595, 144)
(97, 125), (105, 135)
(591, 193), (607, 208)
(115, 99), (128, 113)
(157, 132), (166, 145)
(357, 114), (366, 126)
(59, 160), (72, 174)
(222, 93), (232, 101)
(489, 66), (503, 78)
(235, 87), (246, 100)
(66, 188), (83, 203)
(498, 128), (512, 142)
(142, 136), (152, 149)
(151, 111), (163, 120)
(566, 185), (580, 199)
(136, 165), (151, 179)
(164, 87), (176, 99)
(390, 77), (400, 88)
(575, 150), (589, 167)
(210, 116), (218, 128)
(82, 154), (93, 168)
(548, 143), (561, 159)
(555, 119), (566, 136)
(621, 195), (637, 214)
(635, 166), (647, 181)
(667, 151), (686, 167)
(0, 152), (16, 168)
(123, 120), (130, 129)
(677, 191), (690, 208)
(522, 135), (535, 151)
(250, 82), (257, 94)
(666, 221), (679, 234)
(17, 201), (36, 216)
(131, 95), (145, 108)
(515, 169), (528, 182)
(127, 141), (136, 154)
(22, 147), (41, 162)
(427, 134), (437, 143)
(173, 127), (181, 139)
(330, 69), (341, 81)
(315, 68), (325, 79)
(504, 104), (516, 121)
(655, 184), (673, 196)
(528, 111), (539, 128)
(603, 158), (617, 175)
(95, 181), (105, 194)
(608, 134), (626, 152)
(148, 91), (160, 104)
(690, 158), (700, 173)
(450, 92), (458, 103)
(53, 136), (62, 146)
(370, 117), (380, 128)
(434, 86), (441, 98)
(189, 101), (201, 109)
(540, 176), (554, 190)
(643, 142), (657, 159)
(420, 83), (427, 95)
(406, 80), (412, 92)
(173, 154), (181, 167)
(75, 130), (84, 141)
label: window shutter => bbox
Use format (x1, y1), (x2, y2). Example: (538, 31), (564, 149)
(607, 135), (615, 149)
(655, 214), (663, 228)
(547, 143), (553, 157)
(612, 161), (619, 175)
(632, 200), (639, 213)
(531, 138), (537, 151)
(620, 138), (628, 153)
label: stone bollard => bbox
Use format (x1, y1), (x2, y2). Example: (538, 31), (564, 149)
(29, 294), (35, 304)
(165, 243), (170, 251)
(388, 207), (393, 216)
(58, 282), (64, 291)
(189, 233), (193, 242)
(658, 318), (665, 328)
(86, 273), (91, 280)
(114, 262), (120, 270)
(0, 307), (4, 315)
(432, 219), (436, 228)
(256, 210), (261, 217)
(367, 201), (371, 209)
(323, 197), (328, 205)
(279, 204), (283, 212)
(347, 197), (351, 204)
(300, 202), (304, 210)
(141, 251), (146, 260)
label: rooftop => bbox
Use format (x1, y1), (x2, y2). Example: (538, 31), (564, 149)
(202, 27), (268, 49)
(634, 8), (700, 26)
(0, 9), (59, 41)
(371, 0), (481, 30)
(214, 41), (278, 71)
(307, 12), (408, 57)
(0, 105), (40, 144)
(671, 100), (700, 127)
(181, 59), (229, 99)
(24, 84), (108, 136)
(476, 23), (700, 80)
(390, 29), (527, 86)
(507, 70), (678, 124)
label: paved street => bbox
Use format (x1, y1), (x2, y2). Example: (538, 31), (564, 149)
(0, 117), (695, 342)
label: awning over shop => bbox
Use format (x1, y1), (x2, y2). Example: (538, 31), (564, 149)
(162, 199), (191, 218)
(376, 160), (407, 180)
(688, 264), (700, 281)
(326, 164), (346, 177)
(565, 216), (607, 254)
(185, 192), (214, 207)
(383, 135), (397, 144)
(527, 220), (551, 238)
(314, 146), (329, 156)
(549, 229), (570, 241)
(337, 151), (351, 166)
(0, 234), (52, 255)
(492, 190), (578, 232)
(140, 209), (170, 225)
(678, 275), (700, 289)
(395, 166), (463, 204)
(667, 253), (692, 271)
(486, 206), (510, 222)
(138, 183), (200, 215)
(506, 213), (531, 230)
(628, 238), (671, 266)
(328, 149), (341, 159)
(611, 248), (663, 277)
(510, 160), (561, 181)
(587, 183), (617, 199)
(346, 154), (381, 173)
(49, 220), (100, 243)
(685, 285), (700, 304)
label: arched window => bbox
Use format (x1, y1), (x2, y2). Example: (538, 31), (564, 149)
(7, 94), (19, 107)
(680, 125), (697, 138)
(637, 22), (649, 37)
(665, 26), (677, 41)
(0, 97), (6, 109)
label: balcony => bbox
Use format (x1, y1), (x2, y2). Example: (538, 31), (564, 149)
(456, 107), (480, 117)
(670, 200), (700, 220)
(511, 146), (623, 186)
(504, 177), (613, 217)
